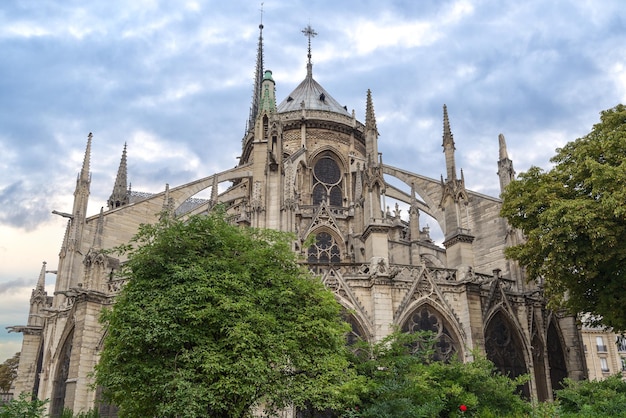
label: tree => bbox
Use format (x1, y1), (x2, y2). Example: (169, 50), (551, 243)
(95, 212), (357, 418)
(0, 392), (47, 418)
(501, 104), (626, 331)
(0, 353), (19, 393)
(555, 374), (626, 417)
(347, 331), (531, 418)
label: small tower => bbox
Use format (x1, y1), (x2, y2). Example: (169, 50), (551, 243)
(108, 143), (129, 209)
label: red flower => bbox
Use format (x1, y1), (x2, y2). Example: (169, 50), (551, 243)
(459, 404), (468, 412)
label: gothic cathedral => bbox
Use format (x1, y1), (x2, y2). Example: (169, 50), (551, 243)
(10, 24), (586, 416)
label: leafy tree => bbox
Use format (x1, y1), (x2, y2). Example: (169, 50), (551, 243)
(0, 353), (19, 394)
(346, 331), (530, 417)
(501, 104), (626, 331)
(95, 212), (357, 418)
(0, 392), (47, 418)
(555, 374), (626, 417)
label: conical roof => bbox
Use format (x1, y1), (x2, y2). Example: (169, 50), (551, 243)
(277, 64), (350, 116)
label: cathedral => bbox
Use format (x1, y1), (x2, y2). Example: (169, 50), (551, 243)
(10, 24), (587, 416)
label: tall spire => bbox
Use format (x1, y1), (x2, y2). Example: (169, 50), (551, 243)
(108, 143), (129, 210)
(248, 21), (265, 133)
(442, 105), (457, 181)
(302, 24), (317, 78)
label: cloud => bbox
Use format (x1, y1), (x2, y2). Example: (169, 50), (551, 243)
(0, 0), (625, 355)
(0, 181), (56, 230)
(0, 278), (31, 295)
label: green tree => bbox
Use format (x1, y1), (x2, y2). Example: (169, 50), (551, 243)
(501, 104), (626, 331)
(347, 331), (530, 418)
(0, 353), (19, 393)
(555, 374), (626, 417)
(95, 212), (357, 418)
(0, 392), (47, 418)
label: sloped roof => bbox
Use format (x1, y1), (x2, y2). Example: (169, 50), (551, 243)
(277, 65), (350, 116)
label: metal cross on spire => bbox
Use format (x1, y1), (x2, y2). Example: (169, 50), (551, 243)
(302, 24), (317, 66)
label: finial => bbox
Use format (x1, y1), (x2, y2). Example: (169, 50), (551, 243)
(259, 2), (264, 28)
(302, 24), (317, 76)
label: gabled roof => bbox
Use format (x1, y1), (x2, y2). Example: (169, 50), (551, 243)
(277, 65), (350, 116)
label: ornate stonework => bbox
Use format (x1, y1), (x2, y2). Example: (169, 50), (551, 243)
(11, 25), (586, 418)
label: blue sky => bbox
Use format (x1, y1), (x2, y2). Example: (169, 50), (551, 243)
(0, 0), (624, 361)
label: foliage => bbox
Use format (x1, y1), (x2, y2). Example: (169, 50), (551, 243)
(344, 331), (531, 418)
(500, 104), (626, 331)
(0, 392), (47, 418)
(60, 407), (100, 418)
(555, 374), (626, 417)
(0, 353), (19, 393)
(95, 212), (357, 418)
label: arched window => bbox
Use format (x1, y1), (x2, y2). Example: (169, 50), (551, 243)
(307, 232), (341, 264)
(547, 322), (568, 395)
(51, 329), (74, 417)
(401, 305), (459, 362)
(485, 312), (529, 398)
(312, 153), (343, 206)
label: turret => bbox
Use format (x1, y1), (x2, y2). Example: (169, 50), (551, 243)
(28, 262), (49, 327)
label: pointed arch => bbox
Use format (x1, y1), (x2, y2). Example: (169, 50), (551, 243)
(399, 302), (462, 362)
(321, 269), (373, 342)
(484, 310), (529, 398)
(306, 227), (344, 265)
(310, 149), (346, 206)
(51, 327), (74, 417)
(547, 320), (568, 394)
(531, 328), (549, 401)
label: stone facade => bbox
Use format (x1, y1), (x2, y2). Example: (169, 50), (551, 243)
(10, 25), (587, 416)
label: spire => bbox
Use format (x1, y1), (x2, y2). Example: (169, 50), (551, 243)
(79, 133), (92, 185)
(36, 261), (46, 293)
(498, 133), (509, 159)
(108, 143), (129, 210)
(442, 105), (457, 181)
(497, 133), (515, 192)
(247, 22), (265, 132)
(71, 132), (92, 224)
(365, 89), (380, 160)
(302, 24), (317, 78)
(365, 89), (378, 133)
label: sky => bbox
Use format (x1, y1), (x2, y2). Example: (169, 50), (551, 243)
(0, 0), (624, 362)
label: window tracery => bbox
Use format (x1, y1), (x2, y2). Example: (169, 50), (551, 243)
(401, 305), (459, 362)
(307, 231), (341, 264)
(312, 154), (343, 206)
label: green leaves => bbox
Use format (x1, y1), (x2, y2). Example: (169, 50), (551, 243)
(348, 332), (531, 418)
(95, 212), (355, 417)
(501, 104), (626, 331)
